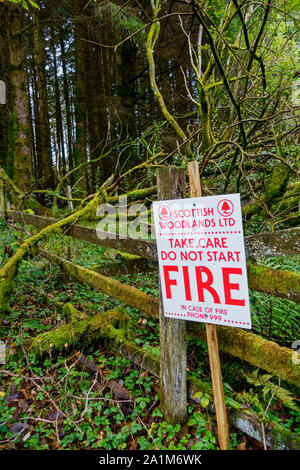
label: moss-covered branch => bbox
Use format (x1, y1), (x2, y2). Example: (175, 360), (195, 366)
(146, 1), (188, 147)
(243, 164), (291, 220)
(107, 186), (157, 204)
(41, 251), (159, 319)
(0, 166), (23, 202)
(189, 323), (300, 388)
(247, 262), (300, 303)
(16, 308), (127, 356)
(0, 177), (113, 313)
(0, 166), (48, 214)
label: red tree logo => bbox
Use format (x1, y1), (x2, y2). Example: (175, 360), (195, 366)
(217, 199), (234, 217)
(158, 205), (171, 220)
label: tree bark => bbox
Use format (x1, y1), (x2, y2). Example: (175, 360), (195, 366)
(6, 4), (32, 193)
(157, 166), (187, 424)
(50, 25), (66, 176)
(33, 10), (54, 188)
(73, 0), (88, 193)
(59, 25), (74, 180)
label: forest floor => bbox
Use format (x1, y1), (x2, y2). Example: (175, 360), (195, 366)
(0, 219), (299, 450)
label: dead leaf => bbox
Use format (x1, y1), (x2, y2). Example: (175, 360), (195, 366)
(237, 441), (246, 450)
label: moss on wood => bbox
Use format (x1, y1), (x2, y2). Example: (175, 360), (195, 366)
(243, 164), (290, 220)
(189, 323), (300, 388)
(0, 177), (113, 314)
(247, 262), (300, 303)
(115, 251), (142, 261)
(107, 186), (157, 204)
(41, 251), (159, 319)
(41, 250), (300, 387)
(18, 308), (127, 356)
(62, 302), (87, 322)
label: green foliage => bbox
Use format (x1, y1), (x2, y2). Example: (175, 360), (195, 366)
(192, 391), (210, 409)
(5, 0), (39, 10)
(187, 412), (216, 450)
(243, 369), (299, 412)
(95, 1), (146, 40)
(249, 255), (300, 346)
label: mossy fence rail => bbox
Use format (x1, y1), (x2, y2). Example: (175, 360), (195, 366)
(6, 210), (300, 449)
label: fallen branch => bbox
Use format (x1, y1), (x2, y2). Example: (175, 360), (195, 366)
(107, 186), (157, 204)
(0, 166), (49, 215)
(13, 308), (127, 356)
(41, 251), (159, 319)
(242, 164), (291, 221)
(0, 177), (113, 314)
(247, 262), (300, 303)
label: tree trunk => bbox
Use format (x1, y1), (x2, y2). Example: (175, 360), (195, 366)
(157, 166), (187, 425)
(73, 0), (88, 193)
(59, 25), (74, 179)
(6, 4), (32, 193)
(33, 10), (54, 188)
(0, 9), (9, 171)
(50, 25), (66, 177)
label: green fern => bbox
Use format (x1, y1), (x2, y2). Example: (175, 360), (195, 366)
(243, 369), (299, 411)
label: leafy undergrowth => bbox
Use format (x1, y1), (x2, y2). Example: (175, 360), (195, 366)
(0, 221), (299, 450)
(0, 347), (222, 450)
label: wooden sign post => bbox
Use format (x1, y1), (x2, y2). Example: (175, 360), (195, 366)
(188, 161), (230, 450)
(157, 166), (187, 425)
(154, 163), (247, 447)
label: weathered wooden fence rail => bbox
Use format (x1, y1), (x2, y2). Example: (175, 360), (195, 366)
(8, 211), (300, 260)
(8, 211), (158, 260)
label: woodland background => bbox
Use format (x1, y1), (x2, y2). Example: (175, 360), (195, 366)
(0, 0), (299, 227)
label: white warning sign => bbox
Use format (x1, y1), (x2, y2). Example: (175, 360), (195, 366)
(153, 193), (251, 329)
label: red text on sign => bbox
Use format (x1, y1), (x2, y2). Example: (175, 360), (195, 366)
(162, 265), (245, 306)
